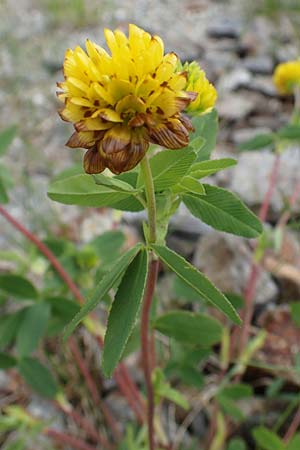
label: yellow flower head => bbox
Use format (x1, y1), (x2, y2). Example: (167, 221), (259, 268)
(273, 60), (300, 95)
(57, 24), (216, 174)
(182, 61), (217, 115)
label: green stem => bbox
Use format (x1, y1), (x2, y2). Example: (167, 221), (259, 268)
(140, 155), (157, 244)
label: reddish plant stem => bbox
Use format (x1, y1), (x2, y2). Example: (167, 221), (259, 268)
(0, 205), (142, 427)
(69, 336), (121, 439)
(54, 400), (113, 450)
(46, 428), (98, 450)
(141, 256), (159, 450)
(238, 153), (281, 354)
(283, 407), (300, 443)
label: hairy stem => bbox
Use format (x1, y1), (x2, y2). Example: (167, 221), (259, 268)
(140, 155), (159, 450)
(141, 257), (159, 450)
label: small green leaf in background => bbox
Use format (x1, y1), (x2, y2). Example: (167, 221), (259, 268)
(64, 243), (143, 339)
(277, 125), (300, 140)
(0, 274), (38, 300)
(46, 296), (80, 320)
(0, 310), (26, 349)
(153, 368), (189, 410)
(0, 352), (17, 369)
(91, 230), (125, 263)
(16, 303), (50, 357)
(0, 125), (17, 156)
(217, 395), (244, 422)
(18, 357), (58, 398)
(226, 437), (246, 450)
(190, 158), (237, 179)
(183, 184), (262, 238)
(239, 133), (274, 151)
(191, 109), (218, 161)
(174, 366), (204, 389)
(219, 383), (253, 399)
(155, 310), (223, 346)
(151, 245), (241, 324)
(102, 249), (148, 377)
(148, 148), (196, 191)
(3, 438), (26, 450)
(290, 302), (300, 327)
(179, 176), (206, 195)
(252, 426), (285, 450)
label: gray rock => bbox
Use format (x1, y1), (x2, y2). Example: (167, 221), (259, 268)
(193, 233), (278, 305)
(218, 68), (252, 92)
(207, 19), (242, 39)
(229, 147), (300, 214)
(217, 93), (256, 121)
(243, 56), (274, 75)
(247, 76), (278, 97)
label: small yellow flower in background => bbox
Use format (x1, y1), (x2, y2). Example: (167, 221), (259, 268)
(273, 60), (300, 95)
(57, 24), (216, 175)
(182, 61), (217, 115)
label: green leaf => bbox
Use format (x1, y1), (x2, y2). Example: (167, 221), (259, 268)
(173, 366), (204, 388)
(0, 352), (17, 369)
(190, 158), (237, 179)
(226, 438), (246, 450)
(191, 109), (218, 161)
(290, 302), (300, 327)
(179, 176), (206, 195)
(153, 368), (189, 410)
(151, 245), (241, 325)
(286, 433), (300, 450)
(0, 125), (17, 156)
(91, 230), (125, 263)
(252, 426), (285, 450)
(0, 177), (9, 204)
(155, 310), (223, 346)
(46, 296), (80, 320)
(48, 174), (140, 207)
(148, 148), (196, 191)
(16, 303), (50, 357)
(93, 173), (138, 192)
(64, 244), (143, 339)
(0, 310), (26, 349)
(0, 274), (38, 300)
(102, 249), (148, 377)
(183, 184), (262, 238)
(277, 125), (300, 140)
(18, 357), (58, 398)
(239, 134), (274, 151)
(217, 395), (244, 422)
(219, 383), (253, 399)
